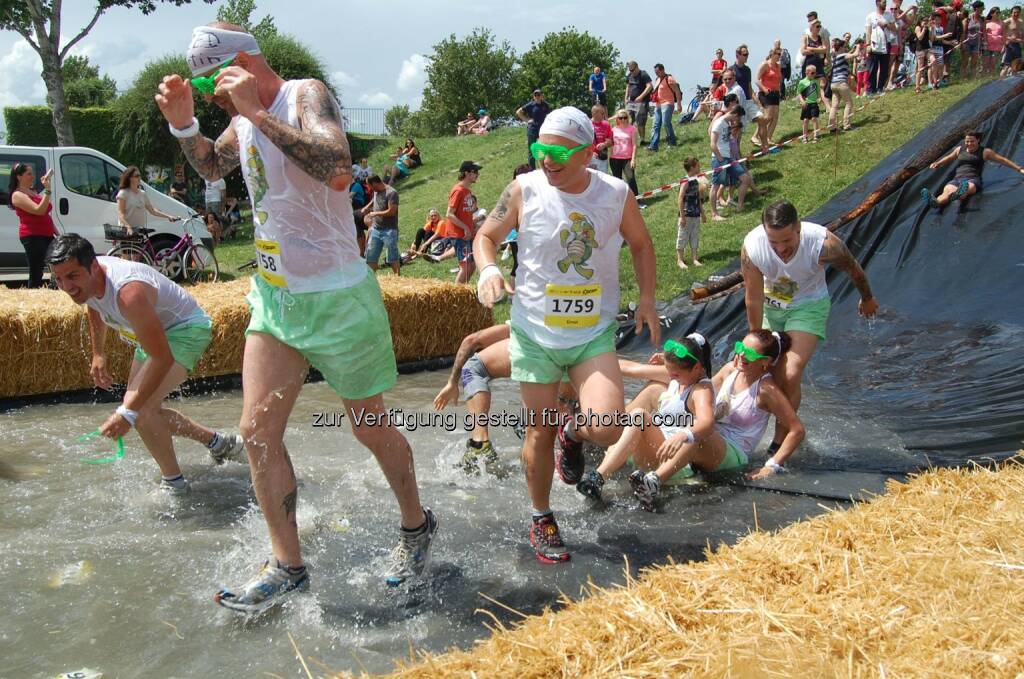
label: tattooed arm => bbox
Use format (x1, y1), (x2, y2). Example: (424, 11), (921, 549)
(253, 79), (353, 191)
(177, 125), (241, 182)
(740, 245), (766, 331)
(818, 231), (879, 317)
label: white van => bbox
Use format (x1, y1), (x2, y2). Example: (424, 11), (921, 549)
(0, 145), (212, 277)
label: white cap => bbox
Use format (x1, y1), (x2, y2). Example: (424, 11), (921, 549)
(538, 106), (594, 146)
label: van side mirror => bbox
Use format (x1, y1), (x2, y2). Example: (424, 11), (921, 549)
(59, 197), (69, 215)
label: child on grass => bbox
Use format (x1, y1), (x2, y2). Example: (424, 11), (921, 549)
(797, 65), (821, 143)
(676, 157), (705, 269)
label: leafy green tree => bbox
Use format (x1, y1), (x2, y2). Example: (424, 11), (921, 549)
(62, 55), (117, 107)
(514, 28), (625, 112)
(215, 0), (276, 40)
(409, 28), (518, 136)
(0, 0), (215, 145)
(384, 104), (411, 136)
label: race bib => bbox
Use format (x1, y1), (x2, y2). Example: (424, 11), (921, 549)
(118, 328), (138, 345)
(765, 277), (798, 310)
(544, 284), (601, 328)
(255, 239), (287, 288)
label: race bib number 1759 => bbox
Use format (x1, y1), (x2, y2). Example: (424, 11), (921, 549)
(544, 284), (601, 328)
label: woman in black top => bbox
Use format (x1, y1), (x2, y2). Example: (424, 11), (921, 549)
(922, 131), (1024, 208)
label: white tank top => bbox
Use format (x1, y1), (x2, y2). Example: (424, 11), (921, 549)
(235, 79), (366, 294)
(715, 370), (771, 455)
(511, 168), (628, 349)
(743, 221), (829, 310)
(657, 378), (712, 439)
(85, 256), (207, 345)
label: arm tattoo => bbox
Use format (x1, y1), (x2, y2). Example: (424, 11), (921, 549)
(178, 129), (240, 181)
(256, 80), (352, 186)
(492, 184), (514, 222)
(820, 234), (874, 299)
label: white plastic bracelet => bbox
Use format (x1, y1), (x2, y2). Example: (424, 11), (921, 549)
(476, 264), (506, 304)
(764, 459), (785, 473)
(169, 117), (200, 139)
(115, 404), (139, 428)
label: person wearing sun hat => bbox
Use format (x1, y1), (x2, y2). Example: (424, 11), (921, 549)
(474, 105), (659, 563)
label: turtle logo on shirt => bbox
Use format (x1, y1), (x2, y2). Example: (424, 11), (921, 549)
(557, 211), (599, 279)
(246, 144), (270, 226)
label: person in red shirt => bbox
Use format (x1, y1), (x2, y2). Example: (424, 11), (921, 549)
(8, 162), (57, 288)
(711, 48), (728, 86)
(442, 161), (481, 283)
(589, 104), (614, 174)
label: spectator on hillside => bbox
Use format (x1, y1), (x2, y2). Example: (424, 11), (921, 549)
(472, 109), (492, 135)
(624, 60), (654, 143)
(648, 63), (681, 152)
(360, 175), (401, 275)
(205, 210), (224, 246)
(730, 44), (754, 100)
(442, 161), (481, 283)
(221, 195), (242, 226)
(457, 112), (478, 136)
(589, 66), (607, 105)
(403, 139), (422, 167)
(985, 7), (1005, 75)
(516, 89), (552, 169)
(590, 104), (614, 174)
(709, 106), (750, 222)
(352, 157), (373, 182)
(797, 65), (822, 143)
(722, 68), (758, 131)
(910, 15), (930, 93)
(711, 48), (728, 87)
(776, 40), (792, 98)
(856, 37), (872, 96)
(802, 20), (831, 116)
(888, 0), (911, 87)
(797, 11), (832, 75)
(829, 37), (858, 131)
(204, 176), (226, 218)
(386, 145), (416, 185)
(1002, 6), (1023, 77)
(930, 13), (956, 88)
(610, 108), (641, 199)
(866, 0), (895, 94)
(408, 208), (442, 262)
(754, 47), (783, 152)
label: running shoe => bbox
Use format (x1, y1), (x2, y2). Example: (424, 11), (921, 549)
(158, 476), (191, 496)
(456, 439), (498, 474)
(384, 508), (438, 587)
(921, 188), (939, 208)
(629, 470), (661, 511)
(215, 557), (310, 616)
(556, 422), (585, 485)
(209, 432), (246, 465)
(576, 469), (605, 500)
(529, 514), (570, 564)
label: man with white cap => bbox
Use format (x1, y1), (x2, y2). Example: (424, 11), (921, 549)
(154, 23), (437, 615)
(474, 106), (659, 563)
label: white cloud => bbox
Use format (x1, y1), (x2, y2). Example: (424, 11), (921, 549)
(0, 40), (48, 111)
(332, 69), (360, 89)
(396, 53), (428, 92)
(357, 91), (394, 107)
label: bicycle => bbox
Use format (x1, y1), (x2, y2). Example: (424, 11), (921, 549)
(678, 85), (711, 125)
(105, 213), (219, 284)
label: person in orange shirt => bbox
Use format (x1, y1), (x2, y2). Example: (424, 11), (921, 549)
(441, 161), (481, 283)
(648, 63), (681, 152)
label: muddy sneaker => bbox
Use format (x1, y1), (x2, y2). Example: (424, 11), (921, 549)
(921, 188), (939, 208)
(215, 557), (309, 616)
(629, 470), (661, 511)
(456, 439), (491, 475)
(209, 432), (245, 465)
(384, 508), (438, 587)
(556, 422), (585, 485)
(529, 514), (570, 564)
(576, 469), (605, 500)
(158, 475), (190, 496)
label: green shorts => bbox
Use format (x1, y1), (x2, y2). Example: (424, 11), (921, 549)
(509, 323), (617, 384)
(133, 317), (212, 373)
(245, 273), (397, 400)
(762, 296), (831, 340)
(649, 437), (750, 485)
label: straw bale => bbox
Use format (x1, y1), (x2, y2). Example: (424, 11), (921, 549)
(0, 276), (490, 399)
(344, 460), (1024, 679)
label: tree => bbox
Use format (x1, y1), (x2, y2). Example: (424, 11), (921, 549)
(514, 28), (625, 112)
(409, 28), (518, 136)
(384, 104), (411, 136)
(62, 54), (117, 107)
(215, 0), (275, 40)
(0, 0), (215, 146)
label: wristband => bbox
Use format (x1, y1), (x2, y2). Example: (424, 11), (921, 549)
(115, 404), (139, 428)
(42, 188), (51, 196)
(764, 459), (785, 473)
(476, 264), (506, 304)
(169, 117), (200, 139)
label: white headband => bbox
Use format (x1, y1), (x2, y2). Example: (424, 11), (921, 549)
(187, 26), (261, 76)
(538, 106), (594, 146)
(686, 332), (707, 348)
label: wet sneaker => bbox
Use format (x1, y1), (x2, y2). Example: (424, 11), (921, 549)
(921, 188), (938, 208)
(158, 476), (190, 496)
(209, 433), (245, 465)
(629, 470), (661, 511)
(215, 557), (310, 616)
(456, 439), (498, 474)
(384, 508), (438, 587)
(576, 469), (605, 500)
(529, 514), (570, 564)
(556, 422), (585, 485)
(479, 440), (499, 466)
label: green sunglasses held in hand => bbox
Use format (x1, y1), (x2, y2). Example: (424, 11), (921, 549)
(734, 341), (771, 362)
(663, 340), (700, 363)
(190, 58), (233, 95)
(529, 141), (590, 164)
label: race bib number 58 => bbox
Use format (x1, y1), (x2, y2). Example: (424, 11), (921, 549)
(255, 239), (287, 288)
(544, 284), (601, 328)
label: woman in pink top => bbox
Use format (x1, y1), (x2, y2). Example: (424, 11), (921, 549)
(609, 108), (640, 197)
(8, 162), (57, 288)
(985, 8), (1005, 75)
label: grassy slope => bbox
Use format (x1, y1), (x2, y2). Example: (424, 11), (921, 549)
(216, 80), (984, 303)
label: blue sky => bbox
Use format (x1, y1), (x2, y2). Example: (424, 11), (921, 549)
(0, 0), (874, 132)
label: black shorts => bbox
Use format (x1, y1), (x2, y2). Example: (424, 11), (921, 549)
(758, 91), (781, 107)
(800, 103), (820, 120)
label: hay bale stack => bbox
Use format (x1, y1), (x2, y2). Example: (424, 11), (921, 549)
(0, 276), (490, 399)
(354, 461), (1024, 678)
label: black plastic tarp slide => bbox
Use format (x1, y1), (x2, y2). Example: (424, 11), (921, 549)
(620, 78), (1024, 496)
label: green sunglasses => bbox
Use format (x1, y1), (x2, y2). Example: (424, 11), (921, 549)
(190, 58), (233, 95)
(529, 141), (590, 164)
(734, 341), (770, 362)
(663, 340), (700, 363)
